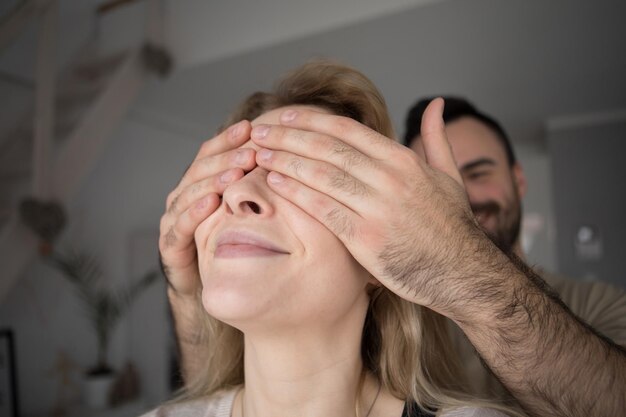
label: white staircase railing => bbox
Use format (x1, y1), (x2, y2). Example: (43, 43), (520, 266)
(0, 0), (164, 304)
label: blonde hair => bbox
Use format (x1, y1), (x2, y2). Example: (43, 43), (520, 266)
(181, 60), (522, 416)
(221, 61), (394, 138)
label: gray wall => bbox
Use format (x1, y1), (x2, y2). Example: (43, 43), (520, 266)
(549, 120), (626, 288)
(0, 118), (188, 415)
(517, 144), (557, 272)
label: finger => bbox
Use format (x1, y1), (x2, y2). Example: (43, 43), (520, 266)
(194, 120), (252, 162)
(160, 193), (221, 258)
(420, 98), (463, 186)
(250, 124), (377, 183)
(265, 171), (362, 243)
(167, 167), (244, 216)
(256, 148), (373, 211)
(277, 108), (399, 159)
(177, 147), (255, 190)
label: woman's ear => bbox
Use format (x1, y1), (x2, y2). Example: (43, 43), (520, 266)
(366, 274), (382, 296)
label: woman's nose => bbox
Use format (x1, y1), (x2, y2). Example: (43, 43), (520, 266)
(221, 168), (274, 217)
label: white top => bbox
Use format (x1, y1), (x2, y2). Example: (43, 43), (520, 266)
(139, 388), (510, 417)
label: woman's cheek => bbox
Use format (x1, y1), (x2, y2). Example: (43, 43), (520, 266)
(194, 219), (212, 259)
(194, 207), (226, 264)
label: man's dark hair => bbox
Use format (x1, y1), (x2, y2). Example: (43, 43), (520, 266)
(402, 96), (517, 166)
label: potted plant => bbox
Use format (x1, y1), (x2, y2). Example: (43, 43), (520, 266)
(50, 250), (158, 408)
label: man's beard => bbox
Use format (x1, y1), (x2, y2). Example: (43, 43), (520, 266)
(471, 194), (522, 254)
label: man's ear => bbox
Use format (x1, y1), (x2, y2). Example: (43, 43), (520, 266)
(512, 163), (527, 199)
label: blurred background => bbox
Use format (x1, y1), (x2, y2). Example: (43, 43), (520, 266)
(0, 0), (625, 416)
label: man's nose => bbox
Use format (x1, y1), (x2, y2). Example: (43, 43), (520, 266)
(221, 168), (274, 217)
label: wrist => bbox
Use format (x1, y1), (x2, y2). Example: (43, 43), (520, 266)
(433, 236), (533, 328)
(449, 247), (556, 337)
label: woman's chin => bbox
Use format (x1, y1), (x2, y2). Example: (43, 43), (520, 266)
(202, 287), (268, 324)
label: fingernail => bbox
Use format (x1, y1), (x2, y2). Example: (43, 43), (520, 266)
(220, 170), (235, 183)
(267, 171), (284, 184)
(253, 125), (269, 139)
(235, 149), (248, 164)
(258, 149), (273, 161)
(281, 110), (298, 123)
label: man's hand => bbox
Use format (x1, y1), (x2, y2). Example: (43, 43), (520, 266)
(250, 98), (492, 314)
(159, 120), (256, 299)
(250, 99), (626, 417)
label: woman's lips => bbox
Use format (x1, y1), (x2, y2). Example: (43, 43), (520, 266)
(214, 231), (289, 259)
(215, 244), (287, 258)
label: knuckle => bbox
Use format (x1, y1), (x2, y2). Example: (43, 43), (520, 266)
(166, 190), (177, 207)
(324, 207), (355, 241)
(327, 170), (345, 191)
(200, 155), (216, 170)
(311, 162), (329, 180)
(190, 182), (203, 195)
(363, 127), (386, 148)
(343, 150), (366, 173)
(310, 194), (328, 213)
(288, 128), (306, 144)
(287, 157), (304, 178)
(328, 139), (368, 173)
(168, 194), (181, 214)
(330, 139), (354, 160)
(164, 226), (178, 248)
(329, 170), (367, 196)
(334, 116), (357, 135)
(159, 228), (173, 250)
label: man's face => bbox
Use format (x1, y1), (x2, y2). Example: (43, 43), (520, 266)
(410, 116), (526, 253)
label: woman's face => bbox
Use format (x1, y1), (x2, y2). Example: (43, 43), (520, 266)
(195, 106), (371, 332)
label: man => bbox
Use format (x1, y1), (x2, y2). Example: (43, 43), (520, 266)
(403, 96), (626, 406)
(160, 97), (626, 417)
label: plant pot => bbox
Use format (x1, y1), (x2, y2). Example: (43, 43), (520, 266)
(83, 373), (115, 409)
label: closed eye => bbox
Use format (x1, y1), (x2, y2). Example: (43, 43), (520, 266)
(466, 171), (490, 180)
(460, 158), (496, 180)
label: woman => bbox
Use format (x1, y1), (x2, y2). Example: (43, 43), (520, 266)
(144, 61), (519, 417)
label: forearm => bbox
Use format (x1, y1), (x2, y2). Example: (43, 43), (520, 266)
(168, 288), (206, 384)
(453, 251), (626, 417)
